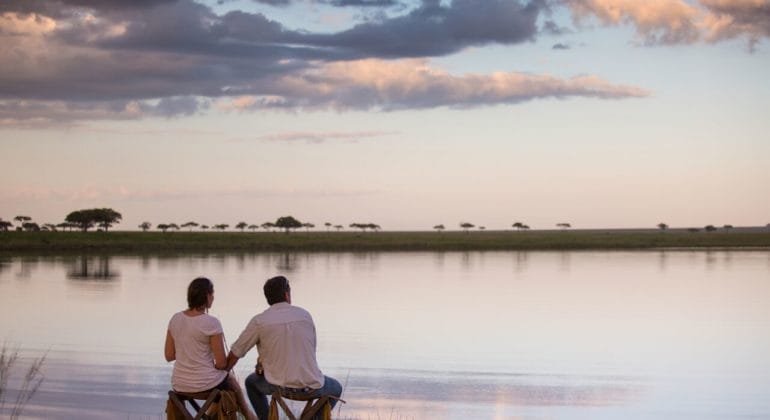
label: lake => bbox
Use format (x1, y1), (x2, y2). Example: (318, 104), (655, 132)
(1, 250), (769, 419)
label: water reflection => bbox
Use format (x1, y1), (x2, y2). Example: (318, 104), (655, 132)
(0, 250), (768, 419)
(66, 255), (120, 281)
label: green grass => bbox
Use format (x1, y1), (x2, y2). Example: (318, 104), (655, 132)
(1, 229), (769, 253)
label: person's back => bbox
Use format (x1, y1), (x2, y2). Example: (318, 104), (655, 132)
(226, 275), (342, 419)
(168, 311), (228, 393)
(245, 302), (324, 389)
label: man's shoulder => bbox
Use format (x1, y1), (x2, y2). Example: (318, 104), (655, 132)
(257, 303), (313, 323)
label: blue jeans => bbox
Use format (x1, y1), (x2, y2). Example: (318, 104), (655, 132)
(245, 373), (342, 420)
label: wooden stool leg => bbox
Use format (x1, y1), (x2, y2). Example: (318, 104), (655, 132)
(193, 389), (220, 420)
(168, 391), (194, 420)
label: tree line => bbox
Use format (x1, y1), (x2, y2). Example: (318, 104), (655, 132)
(0, 209), (122, 232)
(1, 210), (763, 234)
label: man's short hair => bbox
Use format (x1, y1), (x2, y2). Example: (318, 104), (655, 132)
(264, 275), (290, 305)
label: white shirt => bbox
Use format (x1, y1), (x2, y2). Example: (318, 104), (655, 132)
(230, 302), (325, 389)
(167, 311), (228, 393)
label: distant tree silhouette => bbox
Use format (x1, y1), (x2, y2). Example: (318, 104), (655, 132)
(556, 223), (571, 230)
(479, 226), (486, 231)
(201, 224), (209, 230)
(248, 224), (259, 232)
(43, 223), (58, 232)
(214, 224), (229, 231)
(58, 222), (76, 231)
(0, 220), (12, 231)
(350, 223), (366, 232)
(139, 221), (152, 232)
(66, 208), (121, 232)
(14, 216), (31, 225)
(276, 216), (302, 233)
(261, 222), (275, 232)
(22, 222), (40, 232)
(157, 224), (170, 233)
(334, 224), (343, 231)
(167, 223), (180, 232)
(302, 223), (315, 232)
(182, 221), (199, 231)
(723, 224), (733, 232)
(512, 222), (524, 231)
(236, 221), (248, 232)
(657, 223), (668, 232)
(705, 225), (717, 232)
(521, 224), (530, 231)
(459, 222), (474, 233)
(433, 224), (445, 233)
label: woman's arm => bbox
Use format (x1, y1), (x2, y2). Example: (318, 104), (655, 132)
(210, 333), (227, 370)
(164, 330), (176, 362)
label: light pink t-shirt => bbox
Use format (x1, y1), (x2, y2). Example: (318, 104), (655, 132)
(168, 311), (228, 393)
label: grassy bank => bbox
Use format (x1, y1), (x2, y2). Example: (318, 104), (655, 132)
(2, 229), (770, 253)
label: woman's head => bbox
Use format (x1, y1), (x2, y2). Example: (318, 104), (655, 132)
(187, 277), (214, 310)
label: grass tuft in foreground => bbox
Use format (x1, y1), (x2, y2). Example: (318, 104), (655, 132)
(0, 344), (46, 420)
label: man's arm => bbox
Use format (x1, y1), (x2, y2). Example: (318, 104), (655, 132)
(225, 351), (240, 371)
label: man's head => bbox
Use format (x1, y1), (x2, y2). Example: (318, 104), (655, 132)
(264, 275), (291, 305)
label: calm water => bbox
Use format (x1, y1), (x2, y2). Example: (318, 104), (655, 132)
(1, 251), (769, 419)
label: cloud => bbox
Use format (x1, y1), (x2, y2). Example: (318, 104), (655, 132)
(0, 0), (652, 126)
(562, 0), (702, 45)
(221, 59), (649, 111)
(296, 0), (543, 57)
(699, 0), (770, 47)
(0, 97), (208, 127)
(255, 130), (397, 143)
(561, 0), (770, 47)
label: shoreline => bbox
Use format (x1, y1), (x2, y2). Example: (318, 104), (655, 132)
(2, 230), (769, 254)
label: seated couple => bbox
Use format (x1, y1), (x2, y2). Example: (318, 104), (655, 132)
(164, 276), (343, 419)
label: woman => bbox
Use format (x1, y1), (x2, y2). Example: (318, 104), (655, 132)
(165, 277), (256, 420)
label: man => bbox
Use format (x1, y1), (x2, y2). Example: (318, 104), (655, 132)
(226, 275), (342, 419)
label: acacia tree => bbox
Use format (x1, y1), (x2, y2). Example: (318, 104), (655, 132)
(200, 224), (210, 231)
(302, 223), (315, 232)
(236, 221), (248, 232)
(512, 222), (524, 231)
(182, 221), (199, 231)
(214, 224), (229, 231)
(0, 219), (12, 231)
(168, 223), (180, 232)
(334, 224), (343, 231)
(460, 222), (474, 233)
(248, 224), (259, 232)
(723, 224), (733, 233)
(324, 222), (332, 231)
(14, 216), (31, 226)
(261, 222), (275, 232)
(705, 225), (717, 232)
(657, 223), (668, 232)
(433, 224), (445, 233)
(65, 208), (122, 232)
(275, 216), (302, 234)
(556, 223), (571, 230)
(157, 224), (170, 233)
(139, 222), (152, 232)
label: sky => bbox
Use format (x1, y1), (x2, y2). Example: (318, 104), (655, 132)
(1, 0), (768, 231)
